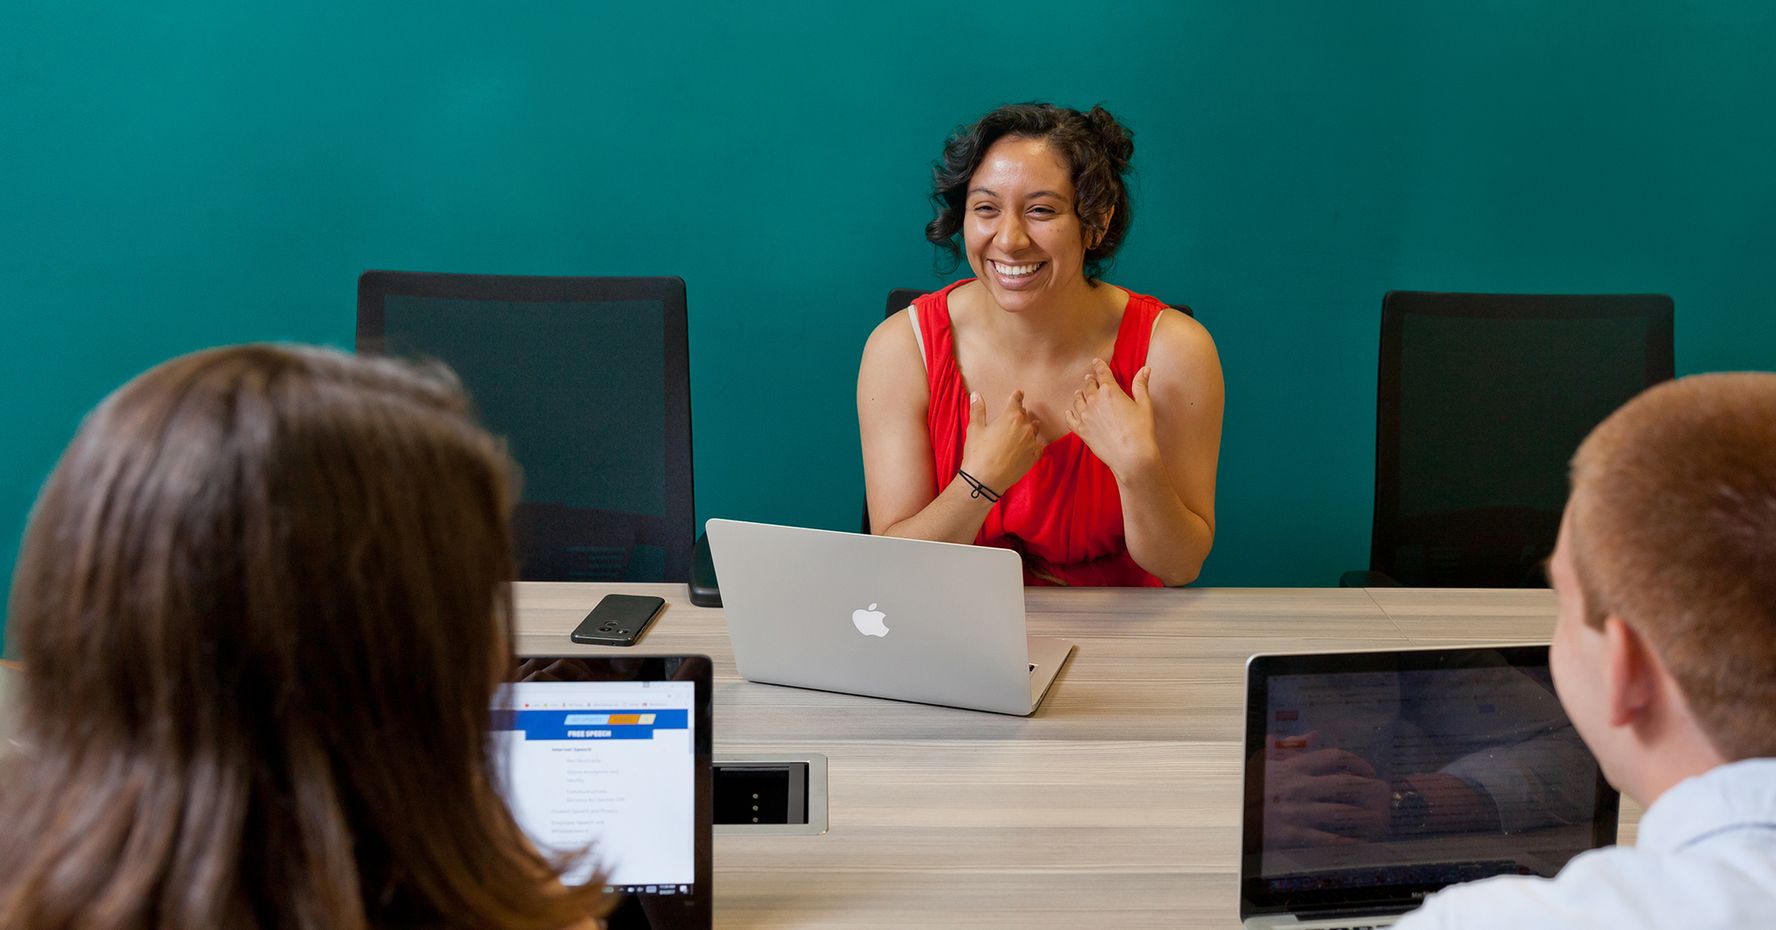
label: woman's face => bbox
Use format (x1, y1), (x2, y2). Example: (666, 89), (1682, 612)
(963, 135), (1095, 311)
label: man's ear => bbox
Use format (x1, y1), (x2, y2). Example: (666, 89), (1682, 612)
(1603, 615), (1658, 727)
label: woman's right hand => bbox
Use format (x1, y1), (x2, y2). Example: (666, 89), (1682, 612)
(960, 390), (1045, 494)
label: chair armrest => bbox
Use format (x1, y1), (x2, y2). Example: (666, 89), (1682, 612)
(1339, 570), (1402, 588)
(689, 531), (722, 607)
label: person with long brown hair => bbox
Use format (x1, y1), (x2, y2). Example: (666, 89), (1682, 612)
(0, 344), (608, 930)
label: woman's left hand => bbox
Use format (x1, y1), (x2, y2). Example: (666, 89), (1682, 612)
(1064, 358), (1162, 483)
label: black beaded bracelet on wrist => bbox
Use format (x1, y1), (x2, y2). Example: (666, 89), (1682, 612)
(956, 469), (1002, 503)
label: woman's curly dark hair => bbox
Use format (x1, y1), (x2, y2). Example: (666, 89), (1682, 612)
(926, 102), (1135, 282)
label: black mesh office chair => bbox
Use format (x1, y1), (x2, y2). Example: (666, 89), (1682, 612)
(357, 272), (699, 587)
(863, 287), (1195, 533)
(885, 288), (926, 320)
(1342, 291), (1674, 588)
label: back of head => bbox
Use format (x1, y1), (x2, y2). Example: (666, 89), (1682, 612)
(0, 344), (604, 929)
(1569, 371), (1776, 760)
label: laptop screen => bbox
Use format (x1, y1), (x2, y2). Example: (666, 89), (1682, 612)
(495, 655), (712, 929)
(1240, 645), (1619, 918)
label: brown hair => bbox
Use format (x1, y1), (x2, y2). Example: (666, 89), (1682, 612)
(1568, 371), (1776, 760)
(0, 344), (607, 929)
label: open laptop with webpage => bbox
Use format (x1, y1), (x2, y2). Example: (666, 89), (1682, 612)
(1239, 644), (1619, 929)
(495, 655), (713, 929)
(704, 519), (1074, 716)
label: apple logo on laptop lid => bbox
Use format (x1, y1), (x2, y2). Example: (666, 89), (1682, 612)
(852, 603), (889, 637)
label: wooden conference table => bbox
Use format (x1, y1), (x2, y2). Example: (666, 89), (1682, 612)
(515, 585), (1644, 930)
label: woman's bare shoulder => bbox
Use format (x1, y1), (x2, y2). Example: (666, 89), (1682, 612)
(1147, 307), (1222, 399)
(862, 307), (922, 369)
(1150, 305), (1216, 360)
(858, 307), (930, 413)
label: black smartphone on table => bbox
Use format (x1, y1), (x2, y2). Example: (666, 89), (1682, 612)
(569, 594), (667, 647)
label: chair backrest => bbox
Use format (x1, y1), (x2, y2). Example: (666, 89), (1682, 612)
(357, 271), (695, 582)
(885, 288), (926, 320)
(1368, 290), (1674, 587)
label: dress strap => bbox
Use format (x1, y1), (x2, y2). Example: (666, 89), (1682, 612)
(1109, 291), (1167, 381)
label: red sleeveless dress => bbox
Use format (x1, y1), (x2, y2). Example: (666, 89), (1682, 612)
(915, 279), (1167, 587)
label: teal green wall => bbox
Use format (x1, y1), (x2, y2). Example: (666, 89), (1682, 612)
(6, 3), (1774, 649)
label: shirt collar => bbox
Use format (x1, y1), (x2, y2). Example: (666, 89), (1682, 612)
(1636, 757), (1776, 851)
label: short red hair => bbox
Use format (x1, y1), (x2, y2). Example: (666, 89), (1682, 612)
(1569, 371), (1776, 760)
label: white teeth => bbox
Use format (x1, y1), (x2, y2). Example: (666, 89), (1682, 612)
(993, 261), (1041, 278)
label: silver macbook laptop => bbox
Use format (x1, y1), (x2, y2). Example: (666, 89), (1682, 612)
(704, 519), (1074, 716)
(1239, 644), (1619, 929)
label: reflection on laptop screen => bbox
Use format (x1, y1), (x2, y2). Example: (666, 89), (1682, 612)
(1242, 646), (1618, 918)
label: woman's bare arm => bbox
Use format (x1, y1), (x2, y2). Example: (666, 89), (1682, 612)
(857, 309), (1041, 542)
(1118, 311), (1222, 584)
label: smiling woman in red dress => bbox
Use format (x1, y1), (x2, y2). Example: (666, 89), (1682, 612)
(858, 102), (1224, 587)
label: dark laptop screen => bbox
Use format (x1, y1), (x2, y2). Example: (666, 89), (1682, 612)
(1240, 645), (1619, 918)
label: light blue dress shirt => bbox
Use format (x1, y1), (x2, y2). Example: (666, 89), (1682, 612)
(1395, 757), (1776, 929)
